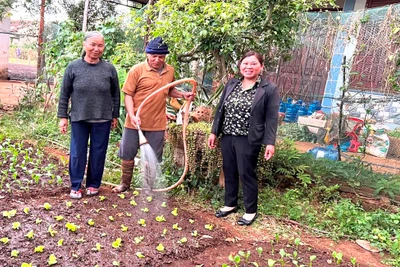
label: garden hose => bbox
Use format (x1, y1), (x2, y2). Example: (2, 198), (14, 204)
(135, 78), (197, 192)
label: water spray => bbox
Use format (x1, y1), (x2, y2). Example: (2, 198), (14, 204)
(136, 78), (197, 192)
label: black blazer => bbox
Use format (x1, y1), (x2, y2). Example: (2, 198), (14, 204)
(211, 77), (280, 145)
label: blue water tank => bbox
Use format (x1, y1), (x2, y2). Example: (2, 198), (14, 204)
(307, 100), (321, 115)
(298, 101), (308, 117)
(284, 98), (299, 123)
(279, 99), (286, 113)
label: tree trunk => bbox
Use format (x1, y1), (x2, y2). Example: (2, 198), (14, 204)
(82, 0), (90, 32)
(37, 0), (45, 79)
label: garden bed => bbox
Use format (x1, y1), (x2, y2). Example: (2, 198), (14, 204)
(0, 139), (390, 266)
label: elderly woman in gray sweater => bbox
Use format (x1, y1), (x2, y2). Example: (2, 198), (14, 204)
(57, 31), (120, 199)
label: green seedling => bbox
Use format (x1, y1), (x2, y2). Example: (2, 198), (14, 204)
(92, 243), (102, 252)
(161, 202), (167, 207)
(238, 250), (251, 263)
(34, 245), (45, 253)
(3, 209), (17, 218)
(83, 200), (88, 204)
(21, 263), (33, 267)
(350, 257), (357, 267)
(256, 247), (263, 257)
(57, 239), (64, 246)
(134, 236), (144, 244)
(156, 215), (166, 222)
(112, 261), (120, 266)
(172, 223), (182, 230)
(136, 252), (145, 258)
(309, 255), (317, 267)
(161, 229), (168, 237)
(23, 207), (30, 214)
(54, 215), (64, 221)
(12, 221), (21, 230)
(87, 219), (95, 226)
(228, 253), (241, 267)
(120, 224), (128, 232)
(10, 249), (19, 257)
(268, 259), (276, 267)
(171, 207), (178, 216)
(43, 202), (52, 210)
(75, 237), (85, 243)
(118, 193), (125, 199)
(140, 207), (149, 213)
(25, 230), (34, 239)
(48, 254), (57, 266)
(137, 219), (146, 227)
(179, 237), (187, 243)
(0, 237), (10, 244)
(132, 190), (139, 196)
(112, 238), (122, 249)
(279, 249), (287, 266)
(294, 237), (301, 249)
(65, 201), (72, 208)
(99, 196), (106, 201)
(35, 218), (42, 224)
(112, 204), (118, 209)
(75, 214), (81, 219)
(205, 224), (214, 230)
(156, 243), (165, 252)
(130, 199), (137, 206)
(109, 216), (115, 221)
(191, 230), (198, 237)
(146, 196), (152, 202)
(126, 212), (132, 217)
(65, 222), (79, 232)
(189, 219), (195, 224)
(48, 225), (57, 237)
(332, 251), (343, 264)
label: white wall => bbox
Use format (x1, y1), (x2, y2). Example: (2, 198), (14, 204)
(354, 0), (367, 10)
(0, 18), (11, 80)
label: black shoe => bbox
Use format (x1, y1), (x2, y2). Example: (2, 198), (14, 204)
(237, 213), (258, 226)
(215, 207), (237, 218)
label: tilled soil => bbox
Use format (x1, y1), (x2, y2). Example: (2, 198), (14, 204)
(0, 141), (390, 267)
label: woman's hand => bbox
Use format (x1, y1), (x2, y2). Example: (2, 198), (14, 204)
(207, 133), (217, 149)
(111, 118), (118, 129)
(264, 145), (275, 161)
(59, 118), (68, 134)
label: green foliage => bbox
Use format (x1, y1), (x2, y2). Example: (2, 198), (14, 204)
(0, 0), (15, 19)
(60, 0), (117, 31)
(133, 0), (335, 82)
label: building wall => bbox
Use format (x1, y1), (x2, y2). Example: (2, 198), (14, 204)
(0, 18), (11, 80)
(354, 0), (367, 10)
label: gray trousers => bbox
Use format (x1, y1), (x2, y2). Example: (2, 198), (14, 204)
(118, 128), (165, 162)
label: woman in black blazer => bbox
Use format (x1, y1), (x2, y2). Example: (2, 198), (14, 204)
(207, 51), (280, 226)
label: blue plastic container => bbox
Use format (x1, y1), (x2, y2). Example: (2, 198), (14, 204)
(283, 98), (299, 123)
(298, 102), (308, 117)
(279, 99), (286, 113)
(308, 147), (338, 161)
(308, 100), (321, 115)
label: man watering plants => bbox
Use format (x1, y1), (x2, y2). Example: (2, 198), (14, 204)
(113, 37), (195, 193)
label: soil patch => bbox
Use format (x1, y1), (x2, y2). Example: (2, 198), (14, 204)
(0, 139), (391, 266)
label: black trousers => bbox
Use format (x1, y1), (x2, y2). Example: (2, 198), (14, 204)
(221, 135), (261, 213)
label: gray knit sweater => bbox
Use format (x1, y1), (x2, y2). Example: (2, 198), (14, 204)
(57, 58), (120, 122)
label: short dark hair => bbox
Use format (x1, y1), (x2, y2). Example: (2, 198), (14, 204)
(239, 51), (264, 66)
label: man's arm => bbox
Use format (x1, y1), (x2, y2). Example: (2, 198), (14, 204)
(168, 88), (195, 101)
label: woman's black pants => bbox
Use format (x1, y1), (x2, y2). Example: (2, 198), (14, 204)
(221, 135), (261, 213)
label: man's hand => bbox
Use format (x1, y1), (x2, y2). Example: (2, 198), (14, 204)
(130, 115), (141, 128)
(59, 118), (68, 134)
(182, 92), (196, 101)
